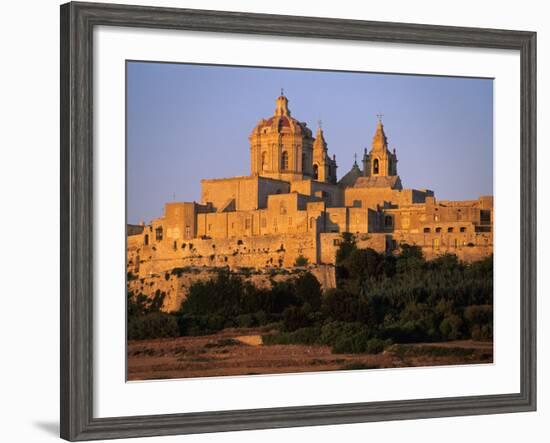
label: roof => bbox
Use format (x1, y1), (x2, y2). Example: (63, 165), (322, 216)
(353, 175), (403, 190)
(338, 163), (362, 188)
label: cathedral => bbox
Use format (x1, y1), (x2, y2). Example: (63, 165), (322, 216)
(128, 93), (493, 278)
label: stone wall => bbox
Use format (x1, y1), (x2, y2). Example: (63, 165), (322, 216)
(129, 231), (320, 278)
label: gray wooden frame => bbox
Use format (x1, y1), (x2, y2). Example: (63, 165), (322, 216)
(60, 1), (537, 441)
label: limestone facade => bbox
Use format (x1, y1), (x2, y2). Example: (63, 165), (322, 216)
(128, 94), (493, 278)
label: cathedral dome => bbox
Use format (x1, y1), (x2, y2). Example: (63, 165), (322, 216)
(251, 94), (312, 137)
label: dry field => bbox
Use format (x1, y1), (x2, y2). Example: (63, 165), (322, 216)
(127, 327), (493, 381)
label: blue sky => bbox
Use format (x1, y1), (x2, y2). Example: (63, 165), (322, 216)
(127, 61), (493, 224)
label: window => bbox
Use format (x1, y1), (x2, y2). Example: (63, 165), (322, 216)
(353, 200), (362, 208)
(333, 239), (341, 246)
(434, 214), (440, 222)
(424, 227), (431, 233)
(448, 227), (454, 233)
(280, 203), (287, 215)
(460, 227), (466, 233)
(435, 227), (442, 233)
(309, 217), (316, 229)
(433, 238), (440, 248)
(155, 227), (163, 241)
(384, 215), (393, 227)
(208, 224), (212, 231)
(245, 218), (251, 229)
(373, 158), (379, 174)
(144, 234), (149, 245)
(185, 225), (191, 237)
(302, 153), (307, 172)
(261, 152), (267, 171)
(173, 240), (177, 251)
(312, 163), (318, 179)
(261, 218), (267, 228)
(281, 151), (289, 170)
(454, 238), (459, 248)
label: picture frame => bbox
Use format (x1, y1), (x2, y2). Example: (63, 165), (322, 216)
(60, 1), (536, 441)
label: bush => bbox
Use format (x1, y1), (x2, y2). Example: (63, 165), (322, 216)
(439, 314), (464, 340)
(366, 338), (389, 354)
(176, 315), (225, 336)
(254, 310), (268, 325)
(332, 331), (369, 354)
(318, 321), (365, 346)
(237, 313), (255, 328)
(128, 313), (179, 340)
(294, 255), (309, 267)
(262, 326), (320, 346)
(282, 305), (311, 332)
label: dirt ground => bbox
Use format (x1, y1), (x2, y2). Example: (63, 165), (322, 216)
(127, 328), (493, 381)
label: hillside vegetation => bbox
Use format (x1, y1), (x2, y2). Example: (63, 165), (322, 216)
(128, 233), (493, 355)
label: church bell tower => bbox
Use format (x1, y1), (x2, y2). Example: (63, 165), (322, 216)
(363, 117), (398, 177)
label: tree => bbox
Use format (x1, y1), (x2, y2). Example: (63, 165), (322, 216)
(344, 248), (384, 281)
(335, 232), (357, 264)
(294, 272), (322, 310)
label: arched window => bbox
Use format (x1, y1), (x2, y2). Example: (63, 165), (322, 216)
(281, 151), (289, 170)
(155, 226), (163, 241)
(373, 158), (379, 174)
(261, 152), (267, 171)
(313, 164), (319, 179)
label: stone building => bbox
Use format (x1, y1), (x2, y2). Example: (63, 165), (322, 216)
(128, 93), (493, 278)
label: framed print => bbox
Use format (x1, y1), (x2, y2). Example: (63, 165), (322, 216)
(60, 1), (536, 441)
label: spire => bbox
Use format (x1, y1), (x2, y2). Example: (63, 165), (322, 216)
(372, 116), (388, 151)
(353, 153), (359, 167)
(314, 122), (327, 151)
(274, 91), (290, 116)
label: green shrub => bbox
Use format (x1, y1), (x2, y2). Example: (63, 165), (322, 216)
(282, 305), (311, 332)
(366, 338), (389, 354)
(294, 255), (309, 266)
(254, 310), (268, 325)
(263, 326), (320, 346)
(439, 314), (464, 340)
(128, 313), (179, 340)
(237, 313), (255, 328)
(332, 331), (369, 354)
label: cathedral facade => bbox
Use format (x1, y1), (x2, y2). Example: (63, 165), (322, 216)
(128, 93), (493, 278)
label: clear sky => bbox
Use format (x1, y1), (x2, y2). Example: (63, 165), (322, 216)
(127, 61), (493, 224)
